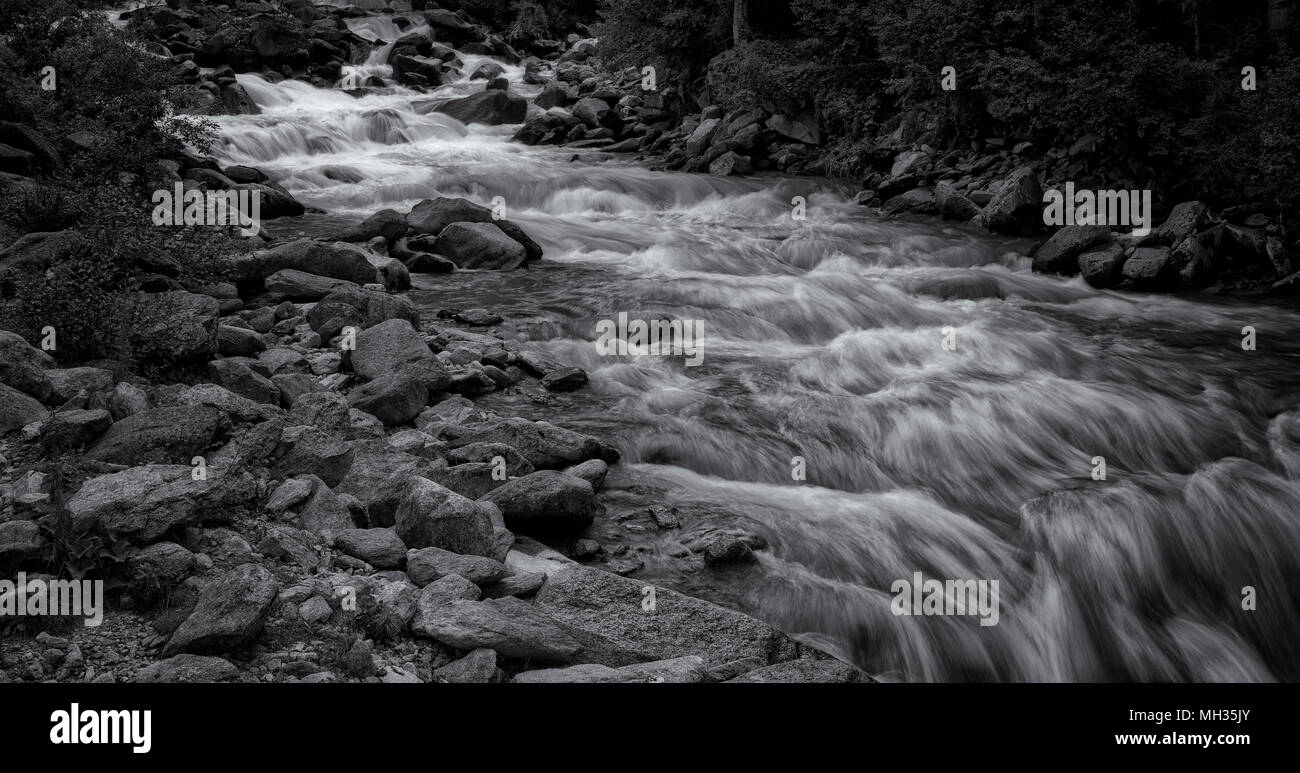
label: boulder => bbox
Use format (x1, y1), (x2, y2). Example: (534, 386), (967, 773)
(1121, 246), (1175, 290)
(534, 566), (807, 667)
(130, 291), (219, 365)
(347, 373), (428, 426)
(0, 382), (46, 433)
(264, 269), (358, 301)
(327, 208), (408, 244)
(162, 563), (280, 656)
(432, 222), (527, 270)
(406, 196), (541, 261)
(979, 166), (1043, 235)
(425, 415), (619, 469)
(136, 654), (242, 683)
(481, 470), (597, 535)
(333, 528), (406, 569)
(68, 464), (256, 544)
(0, 330), (55, 400)
(1077, 244), (1127, 289)
(1031, 225), (1112, 276)
(393, 476), (504, 556)
(435, 90), (527, 126)
(406, 546), (509, 586)
(934, 182), (981, 221)
(208, 359), (279, 404)
(351, 318), (450, 392)
(85, 406), (222, 465)
(236, 239), (381, 286)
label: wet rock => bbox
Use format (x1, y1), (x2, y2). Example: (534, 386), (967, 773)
(435, 90), (527, 126)
(406, 196), (542, 261)
(1122, 246), (1175, 290)
(328, 208), (408, 244)
(433, 222), (526, 270)
(703, 536), (755, 566)
(725, 658), (867, 683)
(935, 182), (981, 221)
(564, 459), (608, 490)
(541, 366), (588, 391)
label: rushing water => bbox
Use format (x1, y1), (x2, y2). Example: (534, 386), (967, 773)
(208, 15), (1300, 682)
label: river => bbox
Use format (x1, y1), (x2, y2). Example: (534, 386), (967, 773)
(207, 12), (1300, 682)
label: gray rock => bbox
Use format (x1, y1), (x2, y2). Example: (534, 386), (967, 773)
(208, 359), (279, 404)
(725, 658), (867, 683)
(1078, 244), (1127, 289)
(534, 565), (807, 667)
(272, 426), (355, 487)
(513, 655), (709, 683)
(0, 382), (44, 433)
(435, 90), (527, 125)
(0, 520), (42, 561)
(334, 528), (406, 569)
(351, 319), (450, 393)
(394, 477), (502, 556)
(217, 324), (267, 356)
(563, 459), (608, 490)
(129, 291), (220, 365)
(480, 469), (596, 535)
(162, 563), (280, 656)
(45, 366), (113, 405)
(406, 546), (509, 586)
(0, 330), (55, 401)
(85, 406), (221, 465)
(432, 648), (501, 683)
(1122, 246), (1175, 290)
(433, 222), (526, 270)
(264, 269), (358, 301)
(412, 596), (637, 665)
(979, 166), (1043, 235)
(1031, 225), (1112, 275)
(136, 654), (242, 683)
(347, 373), (427, 426)
(68, 464), (256, 544)
(405, 196), (542, 261)
(425, 415), (619, 469)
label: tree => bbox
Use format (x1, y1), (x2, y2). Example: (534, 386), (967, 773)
(1270, 0), (1297, 49)
(733, 0), (751, 45)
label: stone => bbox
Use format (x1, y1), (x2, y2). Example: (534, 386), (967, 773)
(406, 196), (542, 261)
(541, 367), (588, 391)
(435, 90), (527, 125)
(412, 596), (637, 665)
(264, 269), (358, 301)
(347, 373), (427, 426)
(406, 546), (509, 587)
(481, 470), (597, 535)
(980, 166), (1043, 235)
(563, 459), (607, 490)
(130, 291), (220, 365)
(208, 359), (279, 404)
(1078, 244), (1127, 289)
(85, 406), (221, 465)
(68, 464), (256, 544)
(333, 528), (406, 569)
(513, 655), (709, 683)
(1031, 225), (1113, 276)
(1122, 246), (1174, 290)
(273, 426), (355, 487)
(217, 324), (266, 356)
(351, 319), (449, 393)
(0, 382), (44, 433)
(393, 476), (502, 556)
(431, 648), (500, 683)
(45, 366), (113, 405)
(433, 222), (526, 270)
(534, 566), (807, 667)
(425, 416), (619, 469)
(136, 654), (242, 683)
(162, 563), (280, 656)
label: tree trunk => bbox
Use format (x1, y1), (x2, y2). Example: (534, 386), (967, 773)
(733, 0), (752, 46)
(1269, 0), (1297, 49)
